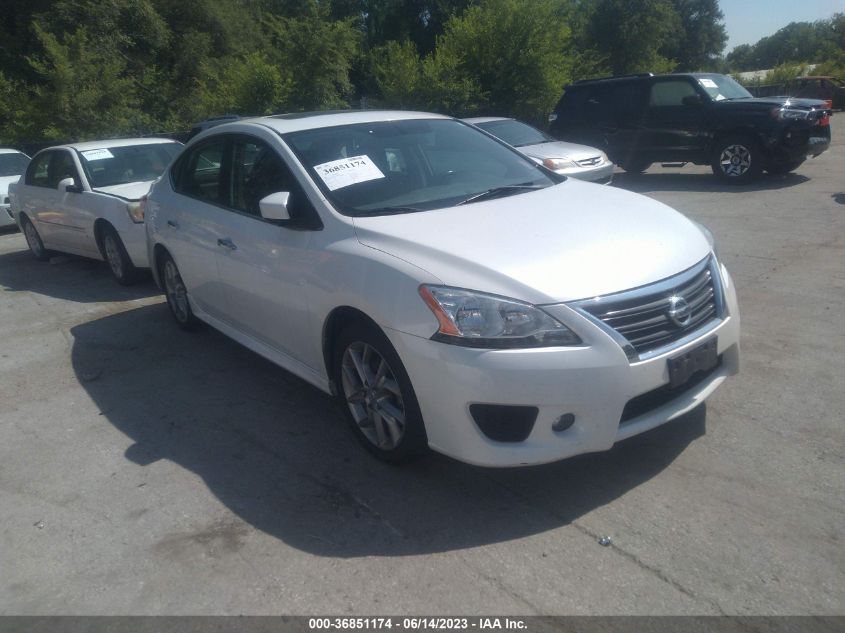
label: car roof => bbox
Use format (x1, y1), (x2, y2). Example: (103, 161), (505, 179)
(42, 138), (182, 153)
(462, 117), (513, 124)
(197, 110), (451, 140)
(571, 72), (728, 87)
(0, 148), (28, 155)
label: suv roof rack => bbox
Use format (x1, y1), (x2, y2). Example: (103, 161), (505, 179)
(574, 73), (654, 85)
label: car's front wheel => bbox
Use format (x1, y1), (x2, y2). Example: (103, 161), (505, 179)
(158, 251), (200, 331)
(20, 215), (50, 261)
(711, 135), (764, 183)
(334, 321), (428, 463)
(100, 225), (140, 285)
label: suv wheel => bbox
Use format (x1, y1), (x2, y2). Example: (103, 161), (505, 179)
(618, 158), (651, 174)
(711, 136), (763, 183)
(334, 321), (428, 463)
(767, 158), (805, 175)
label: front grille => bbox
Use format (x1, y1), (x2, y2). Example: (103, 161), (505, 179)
(620, 356), (722, 424)
(576, 258), (722, 358)
(576, 156), (603, 167)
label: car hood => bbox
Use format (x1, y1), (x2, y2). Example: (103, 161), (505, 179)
(0, 175), (21, 196)
(517, 141), (604, 162)
(717, 96), (828, 110)
(352, 179), (711, 304)
(93, 180), (155, 200)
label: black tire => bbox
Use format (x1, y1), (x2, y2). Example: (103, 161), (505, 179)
(333, 321), (428, 463)
(20, 215), (50, 261)
(618, 158), (652, 174)
(767, 158), (805, 175)
(710, 135), (764, 184)
(99, 224), (141, 285)
(157, 250), (201, 331)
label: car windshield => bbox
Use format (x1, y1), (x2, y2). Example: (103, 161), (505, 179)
(79, 142), (182, 188)
(0, 152), (30, 177)
(474, 119), (554, 147)
(697, 75), (753, 101)
(282, 119), (557, 216)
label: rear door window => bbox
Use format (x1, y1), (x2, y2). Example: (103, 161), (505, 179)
(176, 140), (228, 204)
(25, 152), (53, 187)
(649, 80), (700, 106)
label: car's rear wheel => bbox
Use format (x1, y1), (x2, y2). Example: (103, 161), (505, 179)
(334, 321), (427, 463)
(100, 225), (140, 285)
(711, 135), (764, 184)
(618, 158), (652, 174)
(159, 251), (200, 331)
(20, 215), (50, 261)
(767, 158), (805, 175)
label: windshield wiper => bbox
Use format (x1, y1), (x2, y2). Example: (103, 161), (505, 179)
(354, 206), (424, 217)
(456, 184), (544, 206)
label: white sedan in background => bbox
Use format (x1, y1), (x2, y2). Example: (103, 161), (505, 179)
(146, 110), (739, 467)
(463, 117), (615, 183)
(0, 148), (30, 228)
(9, 138), (182, 284)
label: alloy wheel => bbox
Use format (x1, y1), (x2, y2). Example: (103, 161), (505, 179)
(163, 260), (190, 323)
(341, 341), (406, 450)
(718, 144), (752, 177)
(103, 234), (123, 278)
(23, 222), (43, 257)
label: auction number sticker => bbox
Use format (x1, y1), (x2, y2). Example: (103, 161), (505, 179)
(698, 78), (718, 88)
(80, 148), (115, 161)
(313, 155), (385, 191)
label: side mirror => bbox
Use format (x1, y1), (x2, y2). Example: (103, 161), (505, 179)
(258, 191), (291, 222)
(682, 95), (703, 107)
(57, 177), (82, 193)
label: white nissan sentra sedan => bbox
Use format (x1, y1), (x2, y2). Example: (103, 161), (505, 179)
(463, 117), (615, 184)
(145, 111), (739, 467)
(9, 138), (182, 284)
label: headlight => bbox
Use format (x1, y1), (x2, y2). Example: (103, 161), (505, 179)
(774, 107), (809, 120)
(542, 157), (579, 171)
(691, 220), (719, 260)
(419, 285), (581, 348)
(126, 198), (146, 223)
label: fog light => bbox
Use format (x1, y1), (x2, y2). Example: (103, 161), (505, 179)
(552, 413), (575, 432)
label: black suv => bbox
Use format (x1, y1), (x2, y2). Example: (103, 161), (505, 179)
(548, 73), (832, 183)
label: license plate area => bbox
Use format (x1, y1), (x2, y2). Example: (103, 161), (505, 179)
(667, 338), (718, 389)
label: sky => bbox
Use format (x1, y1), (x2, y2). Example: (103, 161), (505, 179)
(722, 0), (845, 51)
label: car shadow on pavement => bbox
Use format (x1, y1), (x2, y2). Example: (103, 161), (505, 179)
(613, 172), (809, 194)
(70, 303), (706, 558)
(0, 249), (159, 303)
(832, 193), (845, 205)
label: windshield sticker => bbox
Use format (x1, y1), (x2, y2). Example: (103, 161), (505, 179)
(313, 155), (385, 191)
(80, 148), (115, 161)
(698, 78), (718, 89)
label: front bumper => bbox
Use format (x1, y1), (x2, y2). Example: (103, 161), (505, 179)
(553, 161), (614, 184)
(119, 222), (150, 268)
(387, 264), (740, 467)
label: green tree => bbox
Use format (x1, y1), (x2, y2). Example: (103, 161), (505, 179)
(25, 24), (154, 140)
(586, 0), (681, 75)
(667, 0), (727, 70)
(264, 7), (362, 110)
(369, 40), (423, 108)
(421, 0), (573, 121)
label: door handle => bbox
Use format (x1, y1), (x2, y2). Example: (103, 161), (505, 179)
(217, 237), (237, 251)
(167, 220), (179, 229)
